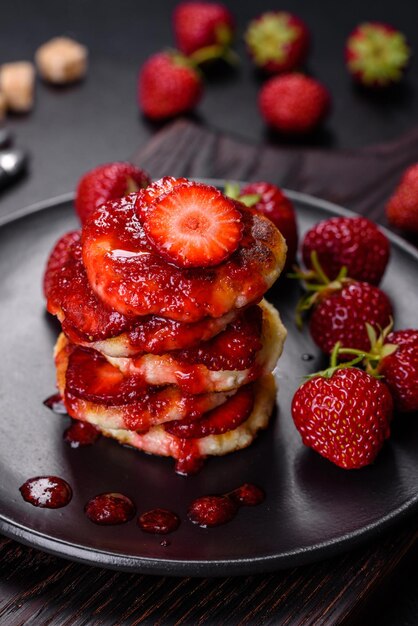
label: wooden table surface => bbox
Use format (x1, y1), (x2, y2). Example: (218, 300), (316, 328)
(0, 120), (417, 625)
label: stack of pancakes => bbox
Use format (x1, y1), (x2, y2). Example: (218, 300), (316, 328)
(45, 181), (287, 473)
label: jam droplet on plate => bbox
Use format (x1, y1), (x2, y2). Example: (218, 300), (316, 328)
(138, 508), (180, 534)
(188, 483), (264, 528)
(188, 495), (238, 527)
(43, 393), (67, 414)
(19, 476), (72, 508)
(229, 483), (265, 506)
(85, 493), (136, 525)
(64, 420), (101, 448)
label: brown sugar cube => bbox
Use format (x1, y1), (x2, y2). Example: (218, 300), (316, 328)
(35, 37), (88, 84)
(0, 92), (7, 119)
(0, 62), (35, 112)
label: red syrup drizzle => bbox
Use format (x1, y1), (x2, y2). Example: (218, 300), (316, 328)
(188, 483), (265, 528)
(175, 440), (205, 476)
(43, 393), (67, 414)
(64, 421), (101, 448)
(85, 493), (136, 525)
(19, 476), (72, 508)
(138, 508), (180, 535)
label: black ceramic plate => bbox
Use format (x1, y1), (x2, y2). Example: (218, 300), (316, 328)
(0, 184), (417, 577)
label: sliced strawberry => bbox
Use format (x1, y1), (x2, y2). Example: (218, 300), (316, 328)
(143, 182), (243, 268)
(136, 176), (188, 219)
(66, 347), (146, 405)
(164, 384), (254, 439)
(43, 230), (81, 298)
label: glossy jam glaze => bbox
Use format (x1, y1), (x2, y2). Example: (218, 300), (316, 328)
(114, 305), (263, 394)
(65, 345), (147, 404)
(19, 476), (72, 508)
(59, 340), (233, 432)
(138, 508), (180, 534)
(82, 190), (285, 322)
(109, 310), (236, 355)
(64, 420), (101, 448)
(188, 483), (265, 527)
(175, 440), (205, 476)
(47, 238), (236, 351)
(165, 384), (255, 439)
(47, 240), (133, 343)
(84, 493), (136, 525)
(164, 305), (262, 370)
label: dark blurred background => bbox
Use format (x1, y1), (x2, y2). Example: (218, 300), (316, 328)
(0, 0), (417, 217)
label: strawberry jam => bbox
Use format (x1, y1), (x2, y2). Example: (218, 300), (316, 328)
(85, 493), (136, 525)
(60, 341), (232, 431)
(138, 508), (180, 534)
(122, 310), (235, 355)
(47, 241), (133, 343)
(188, 483), (264, 527)
(20, 476), (72, 508)
(47, 238), (238, 351)
(82, 193), (283, 321)
(165, 385), (255, 439)
(64, 420), (100, 448)
(175, 440), (205, 476)
(65, 346), (147, 404)
(166, 305), (262, 371)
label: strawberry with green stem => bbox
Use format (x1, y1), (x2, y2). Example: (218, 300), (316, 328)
(225, 181), (297, 271)
(336, 323), (418, 414)
(291, 341), (393, 469)
(345, 22), (411, 88)
(173, 2), (237, 66)
(245, 11), (309, 74)
(292, 252), (393, 357)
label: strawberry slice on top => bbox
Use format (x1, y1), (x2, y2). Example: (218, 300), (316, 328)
(142, 182), (243, 268)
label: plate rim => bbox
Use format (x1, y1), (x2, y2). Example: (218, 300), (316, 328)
(1, 181), (417, 576)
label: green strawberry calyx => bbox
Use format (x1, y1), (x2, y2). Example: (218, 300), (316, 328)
(335, 321), (398, 376)
(289, 251), (350, 329)
(347, 24), (410, 86)
(189, 25), (238, 67)
(224, 182), (261, 208)
(245, 12), (301, 67)
(305, 341), (364, 380)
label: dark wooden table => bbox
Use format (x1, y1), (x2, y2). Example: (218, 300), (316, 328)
(1, 1), (418, 623)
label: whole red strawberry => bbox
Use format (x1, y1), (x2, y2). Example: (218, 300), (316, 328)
(245, 11), (309, 74)
(259, 74), (330, 135)
(310, 280), (393, 357)
(380, 330), (418, 412)
(386, 163), (418, 234)
(345, 22), (411, 88)
(302, 216), (390, 285)
(43, 230), (81, 297)
(173, 2), (235, 60)
(292, 365), (393, 469)
(75, 162), (151, 225)
(238, 181), (298, 271)
(138, 51), (203, 120)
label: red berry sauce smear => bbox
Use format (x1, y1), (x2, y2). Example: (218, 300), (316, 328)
(43, 393), (67, 414)
(64, 421), (101, 448)
(19, 476), (72, 508)
(188, 483), (265, 528)
(85, 493), (136, 525)
(138, 508), (180, 535)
